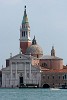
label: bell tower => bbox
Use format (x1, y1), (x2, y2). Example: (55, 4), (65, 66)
(51, 46), (55, 56)
(20, 6), (31, 54)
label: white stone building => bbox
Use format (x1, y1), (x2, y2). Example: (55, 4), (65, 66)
(2, 6), (42, 88)
(2, 53), (41, 88)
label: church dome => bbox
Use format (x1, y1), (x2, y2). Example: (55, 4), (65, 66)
(26, 36), (43, 58)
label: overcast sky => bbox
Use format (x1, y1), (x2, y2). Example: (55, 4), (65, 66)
(0, 0), (67, 68)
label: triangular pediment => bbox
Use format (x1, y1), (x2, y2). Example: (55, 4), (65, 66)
(9, 53), (31, 60)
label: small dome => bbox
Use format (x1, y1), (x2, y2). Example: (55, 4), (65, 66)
(26, 44), (43, 58)
(26, 36), (43, 58)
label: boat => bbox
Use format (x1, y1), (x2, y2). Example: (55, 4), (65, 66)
(59, 85), (67, 89)
(50, 88), (60, 90)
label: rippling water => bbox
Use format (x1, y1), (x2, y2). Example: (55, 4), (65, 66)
(0, 88), (67, 100)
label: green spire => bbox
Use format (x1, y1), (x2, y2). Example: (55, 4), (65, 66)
(22, 6), (28, 24)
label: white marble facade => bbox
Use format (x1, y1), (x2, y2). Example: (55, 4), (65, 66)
(2, 53), (41, 88)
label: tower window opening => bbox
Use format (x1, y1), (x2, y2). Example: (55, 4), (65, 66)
(24, 31), (25, 37)
(26, 31), (27, 35)
(22, 32), (23, 37)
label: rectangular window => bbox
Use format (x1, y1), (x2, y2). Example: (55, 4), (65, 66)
(53, 76), (54, 79)
(48, 76), (49, 79)
(63, 76), (64, 80)
(24, 31), (25, 37)
(22, 32), (23, 37)
(43, 75), (45, 79)
(63, 74), (67, 80)
(26, 31), (27, 35)
(65, 74), (66, 79)
(59, 76), (60, 79)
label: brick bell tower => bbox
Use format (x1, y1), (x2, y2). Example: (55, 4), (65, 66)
(20, 6), (31, 54)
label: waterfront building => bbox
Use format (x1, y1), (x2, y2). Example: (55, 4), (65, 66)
(2, 6), (67, 88)
(2, 53), (41, 88)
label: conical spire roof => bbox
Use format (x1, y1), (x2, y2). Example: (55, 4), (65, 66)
(22, 6), (28, 24)
(32, 36), (37, 45)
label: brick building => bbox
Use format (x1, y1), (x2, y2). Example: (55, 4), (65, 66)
(2, 6), (67, 88)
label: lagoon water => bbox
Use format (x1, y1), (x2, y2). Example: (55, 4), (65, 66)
(0, 88), (67, 100)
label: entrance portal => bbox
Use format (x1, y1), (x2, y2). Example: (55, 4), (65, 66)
(19, 77), (24, 87)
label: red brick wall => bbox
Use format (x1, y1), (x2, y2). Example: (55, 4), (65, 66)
(41, 71), (67, 88)
(39, 59), (63, 70)
(20, 41), (31, 54)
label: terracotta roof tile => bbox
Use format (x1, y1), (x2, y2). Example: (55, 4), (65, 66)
(42, 68), (67, 73)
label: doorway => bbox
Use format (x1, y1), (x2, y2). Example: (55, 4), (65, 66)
(19, 77), (24, 87)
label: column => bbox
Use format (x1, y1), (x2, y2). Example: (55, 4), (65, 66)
(15, 62), (18, 86)
(10, 63), (12, 86)
(24, 63), (26, 81)
(30, 63), (31, 80)
(16, 63), (17, 79)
